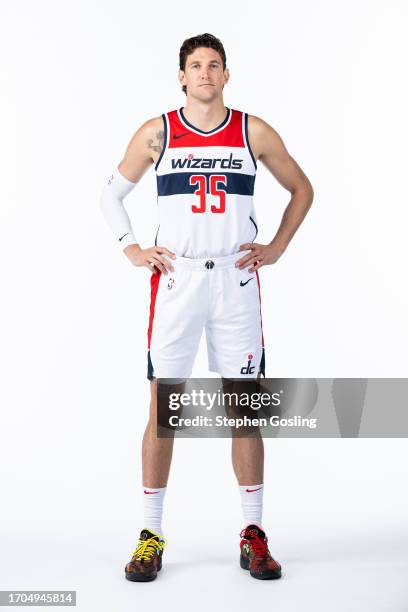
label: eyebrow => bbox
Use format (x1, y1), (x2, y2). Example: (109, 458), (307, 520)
(189, 60), (221, 65)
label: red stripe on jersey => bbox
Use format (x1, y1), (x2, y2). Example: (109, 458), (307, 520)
(147, 270), (162, 349)
(167, 109), (245, 148)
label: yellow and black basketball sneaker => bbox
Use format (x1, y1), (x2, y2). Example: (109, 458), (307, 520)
(125, 528), (166, 582)
(240, 524), (282, 580)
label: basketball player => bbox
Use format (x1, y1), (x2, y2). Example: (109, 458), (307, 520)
(100, 33), (313, 581)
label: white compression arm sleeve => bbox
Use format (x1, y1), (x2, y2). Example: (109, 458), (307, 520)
(100, 168), (139, 250)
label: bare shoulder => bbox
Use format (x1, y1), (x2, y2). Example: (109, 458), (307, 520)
(118, 115), (165, 182)
(248, 114), (313, 194)
(247, 114), (287, 160)
(140, 115), (166, 152)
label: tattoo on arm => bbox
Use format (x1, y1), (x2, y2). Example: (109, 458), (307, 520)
(147, 130), (164, 154)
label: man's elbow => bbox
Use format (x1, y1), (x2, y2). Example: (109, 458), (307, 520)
(293, 178), (314, 208)
(305, 181), (314, 208)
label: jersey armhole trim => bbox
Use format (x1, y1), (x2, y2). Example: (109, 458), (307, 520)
(249, 215), (258, 240)
(154, 113), (168, 171)
(244, 112), (257, 171)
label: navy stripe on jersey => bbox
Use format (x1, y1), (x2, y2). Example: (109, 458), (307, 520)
(244, 113), (257, 170)
(155, 114), (168, 171)
(179, 107), (231, 135)
(249, 215), (258, 239)
(157, 172), (255, 197)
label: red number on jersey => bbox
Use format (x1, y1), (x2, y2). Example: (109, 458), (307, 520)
(189, 174), (227, 213)
(210, 175), (226, 213)
(189, 175), (206, 213)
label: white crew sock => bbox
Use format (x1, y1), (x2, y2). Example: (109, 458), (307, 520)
(239, 484), (264, 528)
(143, 486), (166, 537)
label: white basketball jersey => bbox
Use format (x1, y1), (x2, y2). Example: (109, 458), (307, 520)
(154, 107), (258, 258)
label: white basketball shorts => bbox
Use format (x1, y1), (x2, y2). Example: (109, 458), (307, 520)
(147, 250), (265, 380)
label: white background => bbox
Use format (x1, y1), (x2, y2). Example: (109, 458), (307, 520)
(1, 0), (408, 610)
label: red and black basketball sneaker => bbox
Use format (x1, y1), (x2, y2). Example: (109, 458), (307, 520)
(239, 524), (282, 580)
(125, 528), (166, 582)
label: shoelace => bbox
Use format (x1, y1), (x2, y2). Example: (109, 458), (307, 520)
(250, 536), (271, 559)
(133, 537), (166, 561)
(239, 529), (270, 559)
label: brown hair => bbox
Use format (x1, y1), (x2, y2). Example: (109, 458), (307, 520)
(179, 33), (227, 95)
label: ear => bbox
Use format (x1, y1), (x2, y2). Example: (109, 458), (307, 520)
(178, 69), (186, 87)
(223, 68), (230, 85)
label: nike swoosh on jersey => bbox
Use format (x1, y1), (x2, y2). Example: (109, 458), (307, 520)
(173, 132), (189, 139)
(240, 278), (254, 286)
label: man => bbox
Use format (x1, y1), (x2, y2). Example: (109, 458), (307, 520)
(100, 33), (313, 582)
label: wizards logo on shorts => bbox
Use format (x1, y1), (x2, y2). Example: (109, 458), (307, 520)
(167, 278), (175, 290)
(240, 353), (255, 375)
